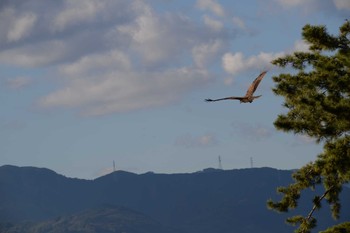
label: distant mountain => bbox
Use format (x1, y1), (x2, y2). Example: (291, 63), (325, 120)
(0, 165), (349, 233)
(1, 205), (181, 233)
(0, 165), (93, 222)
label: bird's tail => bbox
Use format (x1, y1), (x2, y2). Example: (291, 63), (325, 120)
(253, 95), (262, 99)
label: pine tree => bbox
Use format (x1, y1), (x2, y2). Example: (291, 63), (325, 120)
(267, 20), (350, 233)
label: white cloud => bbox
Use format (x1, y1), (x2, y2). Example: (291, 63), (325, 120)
(203, 15), (223, 31)
(59, 49), (131, 76)
(222, 38), (311, 76)
(0, 40), (69, 67)
(274, 0), (350, 14)
(3, 76), (32, 89)
(116, 4), (212, 67)
(175, 133), (218, 148)
(293, 39), (310, 52)
(52, 0), (105, 31)
(7, 12), (37, 42)
(196, 0), (225, 17)
(220, 38), (312, 87)
(275, 0), (310, 8)
(222, 51), (284, 76)
(222, 52), (244, 75)
(295, 135), (316, 144)
(333, 0), (350, 10)
(0, 8), (38, 44)
(192, 39), (225, 68)
(39, 68), (209, 116)
(117, 5), (167, 64)
(232, 16), (246, 29)
(117, 2), (155, 44)
(224, 77), (234, 86)
(231, 123), (274, 140)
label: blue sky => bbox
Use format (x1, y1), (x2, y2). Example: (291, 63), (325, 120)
(0, 0), (349, 179)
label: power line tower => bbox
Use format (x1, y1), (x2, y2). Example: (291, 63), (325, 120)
(250, 157), (254, 168)
(218, 156), (223, 170)
(113, 160), (116, 172)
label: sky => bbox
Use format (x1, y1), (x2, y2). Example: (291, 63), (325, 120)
(0, 0), (349, 179)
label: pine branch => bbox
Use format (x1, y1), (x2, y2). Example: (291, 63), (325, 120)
(306, 186), (334, 222)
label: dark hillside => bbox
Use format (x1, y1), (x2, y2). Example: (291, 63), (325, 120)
(0, 165), (349, 233)
(0, 165), (93, 222)
(1, 205), (182, 233)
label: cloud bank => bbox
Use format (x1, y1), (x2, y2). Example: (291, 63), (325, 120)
(0, 0), (347, 116)
(0, 0), (231, 115)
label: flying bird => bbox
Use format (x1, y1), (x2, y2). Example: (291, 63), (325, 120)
(205, 71), (267, 103)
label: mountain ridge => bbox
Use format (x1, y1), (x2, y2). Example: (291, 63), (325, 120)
(0, 165), (349, 233)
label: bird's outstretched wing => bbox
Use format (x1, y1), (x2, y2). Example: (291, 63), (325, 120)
(244, 71), (267, 97)
(205, 96), (244, 102)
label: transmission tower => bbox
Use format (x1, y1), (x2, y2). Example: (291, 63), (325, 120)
(218, 156), (223, 170)
(250, 157), (254, 168)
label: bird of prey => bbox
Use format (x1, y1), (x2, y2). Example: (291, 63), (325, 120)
(205, 71), (267, 103)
